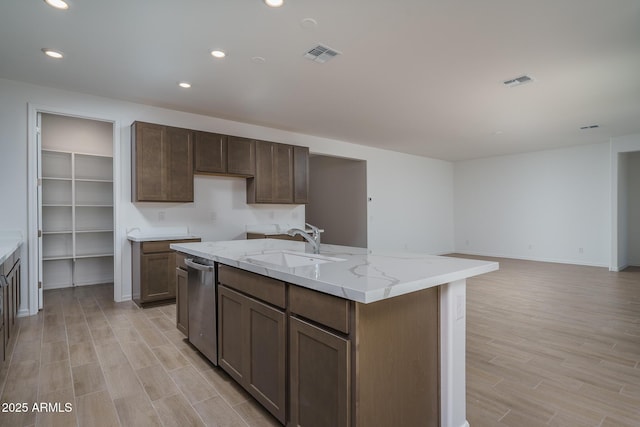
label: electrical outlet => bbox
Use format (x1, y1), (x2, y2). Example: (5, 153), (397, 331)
(158, 211), (165, 221)
(579, 247), (584, 254)
(210, 211), (217, 221)
(269, 211), (275, 219)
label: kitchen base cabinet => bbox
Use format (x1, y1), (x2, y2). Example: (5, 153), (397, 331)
(218, 267), (287, 424)
(246, 295), (286, 421)
(290, 317), (350, 427)
(131, 238), (200, 307)
(2, 248), (20, 364)
(218, 286), (245, 382)
(213, 264), (440, 427)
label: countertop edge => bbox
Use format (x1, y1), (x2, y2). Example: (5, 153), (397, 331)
(127, 235), (201, 242)
(0, 239), (23, 265)
(171, 242), (499, 304)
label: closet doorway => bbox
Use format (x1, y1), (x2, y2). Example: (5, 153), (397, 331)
(37, 113), (115, 309)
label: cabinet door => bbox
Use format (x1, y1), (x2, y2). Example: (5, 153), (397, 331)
(246, 297), (286, 424)
(2, 284), (8, 351)
(273, 143), (294, 203)
(293, 146), (309, 204)
(218, 286), (246, 383)
(194, 131), (227, 174)
(140, 252), (175, 302)
(227, 136), (255, 176)
(0, 323), (4, 362)
(252, 140), (275, 203)
(290, 317), (350, 427)
(176, 267), (188, 336)
(218, 285), (287, 424)
(133, 122), (165, 201)
(166, 127), (194, 202)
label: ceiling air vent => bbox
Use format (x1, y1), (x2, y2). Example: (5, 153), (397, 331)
(304, 44), (341, 63)
(503, 75), (533, 87)
(580, 124), (600, 130)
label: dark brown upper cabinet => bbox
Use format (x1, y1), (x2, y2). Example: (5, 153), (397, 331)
(194, 131), (226, 174)
(293, 145), (309, 204)
(227, 136), (256, 176)
(131, 121), (194, 202)
(247, 140), (294, 204)
(194, 132), (255, 177)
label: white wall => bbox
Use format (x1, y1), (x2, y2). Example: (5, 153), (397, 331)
(454, 143), (611, 266)
(627, 152), (640, 266)
(0, 78), (455, 311)
(41, 113), (113, 155)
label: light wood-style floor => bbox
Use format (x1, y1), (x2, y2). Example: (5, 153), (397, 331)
(0, 284), (279, 427)
(1, 258), (639, 427)
(460, 255), (640, 427)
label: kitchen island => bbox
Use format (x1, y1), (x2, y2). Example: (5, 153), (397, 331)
(171, 239), (498, 427)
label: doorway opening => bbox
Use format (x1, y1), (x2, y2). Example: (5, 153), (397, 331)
(29, 109), (119, 313)
(306, 154), (367, 248)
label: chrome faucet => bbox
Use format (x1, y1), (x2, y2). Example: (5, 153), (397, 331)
(287, 223), (322, 254)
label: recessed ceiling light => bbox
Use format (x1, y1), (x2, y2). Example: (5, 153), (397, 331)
(44, 0), (69, 10)
(178, 82), (191, 88)
(42, 48), (63, 59)
(210, 50), (226, 59)
(264, 0), (284, 7)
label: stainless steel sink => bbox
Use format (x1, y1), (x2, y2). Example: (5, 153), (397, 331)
(245, 250), (345, 268)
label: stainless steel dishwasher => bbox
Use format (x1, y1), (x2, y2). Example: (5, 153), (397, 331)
(184, 257), (218, 365)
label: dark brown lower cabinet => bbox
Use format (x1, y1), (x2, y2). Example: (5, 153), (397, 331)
(2, 248), (20, 365)
(218, 285), (286, 423)
(215, 264), (440, 427)
(175, 265), (188, 336)
(131, 238), (200, 307)
(141, 253), (175, 302)
(218, 286), (245, 382)
(290, 317), (350, 427)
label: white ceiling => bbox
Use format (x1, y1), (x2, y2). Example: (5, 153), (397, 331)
(1, 0), (639, 161)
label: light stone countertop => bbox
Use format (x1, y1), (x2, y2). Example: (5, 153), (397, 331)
(127, 227), (200, 242)
(170, 239), (499, 303)
(0, 231), (23, 265)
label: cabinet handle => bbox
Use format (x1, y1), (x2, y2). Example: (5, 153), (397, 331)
(185, 258), (215, 272)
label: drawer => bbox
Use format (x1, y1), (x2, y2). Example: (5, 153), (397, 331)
(218, 264), (286, 309)
(142, 238), (200, 254)
(290, 286), (350, 334)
